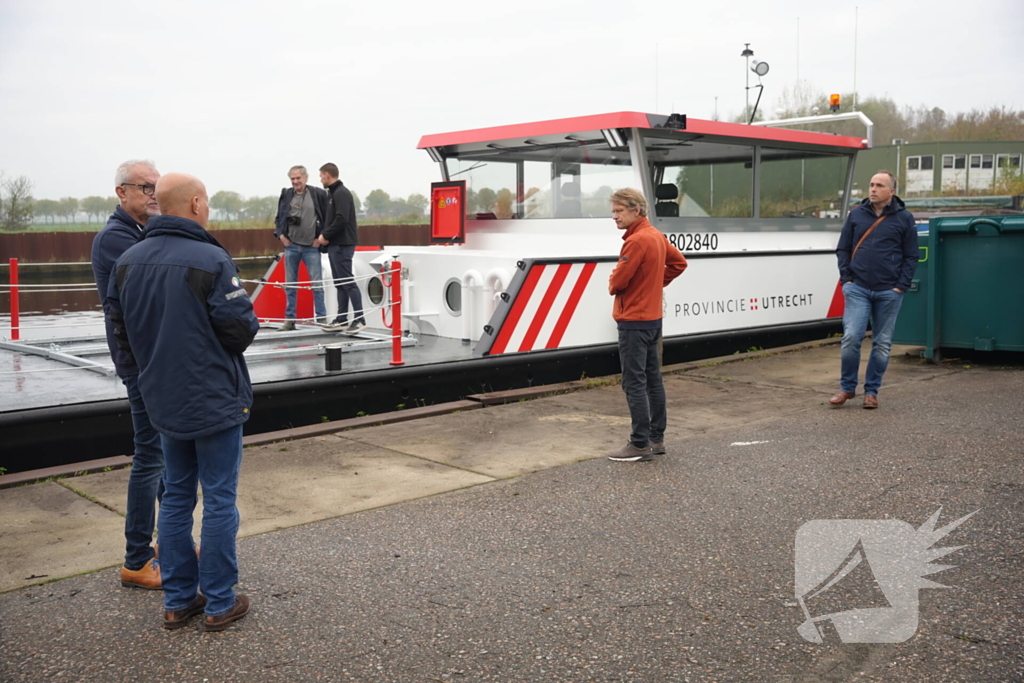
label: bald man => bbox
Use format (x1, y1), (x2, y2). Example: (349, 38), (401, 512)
(108, 173), (259, 633)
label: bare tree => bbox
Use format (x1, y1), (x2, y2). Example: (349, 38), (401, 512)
(1, 174), (35, 231)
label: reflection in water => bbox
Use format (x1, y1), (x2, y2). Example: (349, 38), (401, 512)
(0, 259), (274, 340)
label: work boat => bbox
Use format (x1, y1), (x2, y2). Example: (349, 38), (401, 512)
(347, 111), (867, 355)
(0, 112), (869, 475)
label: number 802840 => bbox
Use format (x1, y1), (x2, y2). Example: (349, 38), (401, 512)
(666, 233), (718, 252)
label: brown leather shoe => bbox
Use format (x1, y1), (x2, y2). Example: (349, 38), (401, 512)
(164, 594), (206, 629)
(120, 557), (161, 590)
(204, 594), (250, 632)
(863, 394), (879, 409)
(828, 390), (856, 407)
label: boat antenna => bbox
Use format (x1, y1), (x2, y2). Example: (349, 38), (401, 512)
(741, 43), (754, 118)
(853, 7), (858, 110)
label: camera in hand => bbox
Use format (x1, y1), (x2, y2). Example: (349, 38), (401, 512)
(286, 215), (301, 226)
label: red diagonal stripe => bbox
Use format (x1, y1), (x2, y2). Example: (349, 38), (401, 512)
(518, 263), (571, 352)
(490, 265), (545, 355)
(825, 279), (845, 318)
(545, 262), (596, 349)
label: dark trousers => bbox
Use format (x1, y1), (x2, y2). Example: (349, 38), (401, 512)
(121, 375), (164, 570)
(617, 327), (666, 447)
(327, 244), (364, 324)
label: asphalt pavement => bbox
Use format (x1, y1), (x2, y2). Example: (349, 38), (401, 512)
(1, 342), (1021, 683)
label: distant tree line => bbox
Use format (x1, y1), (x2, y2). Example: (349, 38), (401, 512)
(751, 86), (1024, 146)
(0, 178), (434, 232)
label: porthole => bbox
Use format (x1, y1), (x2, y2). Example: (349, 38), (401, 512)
(444, 277), (462, 316)
(367, 276), (384, 305)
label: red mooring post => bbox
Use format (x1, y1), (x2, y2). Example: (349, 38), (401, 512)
(9, 258), (19, 341)
(389, 260), (404, 366)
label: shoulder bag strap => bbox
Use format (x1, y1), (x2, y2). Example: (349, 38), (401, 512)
(851, 214), (887, 261)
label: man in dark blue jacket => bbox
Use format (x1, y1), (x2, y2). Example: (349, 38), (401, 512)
(90, 159), (165, 590)
(314, 162), (365, 334)
(273, 165), (328, 330)
(830, 171), (918, 409)
(108, 173), (259, 632)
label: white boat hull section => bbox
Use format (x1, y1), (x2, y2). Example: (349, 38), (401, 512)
(477, 254), (841, 356)
(352, 218), (844, 346)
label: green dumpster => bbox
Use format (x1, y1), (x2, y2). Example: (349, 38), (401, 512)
(892, 215), (1024, 361)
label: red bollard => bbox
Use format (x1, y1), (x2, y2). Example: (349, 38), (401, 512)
(389, 260), (404, 366)
(9, 258), (19, 341)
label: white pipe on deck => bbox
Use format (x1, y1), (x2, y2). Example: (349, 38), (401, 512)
(461, 270), (483, 343)
(483, 267), (512, 318)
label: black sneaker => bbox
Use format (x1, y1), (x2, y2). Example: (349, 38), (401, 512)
(343, 319), (367, 335)
(651, 441), (666, 455)
(321, 318), (347, 333)
(607, 442), (653, 462)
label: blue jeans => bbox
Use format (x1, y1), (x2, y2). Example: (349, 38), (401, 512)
(121, 375), (164, 571)
(618, 327), (666, 447)
(284, 244), (326, 319)
(159, 425), (243, 617)
(840, 282), (904, 396)
(327, 244), (364, 324)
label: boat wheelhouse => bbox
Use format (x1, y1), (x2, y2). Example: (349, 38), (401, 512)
(351, 111), (869, 354)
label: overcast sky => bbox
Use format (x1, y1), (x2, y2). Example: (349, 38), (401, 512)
(1, 0), (1021, 203)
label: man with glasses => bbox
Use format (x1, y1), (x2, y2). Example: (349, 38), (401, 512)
(90, 159), (166, 589)
(273, 165), (328, 330)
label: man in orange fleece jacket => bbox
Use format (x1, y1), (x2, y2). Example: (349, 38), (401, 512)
(607, 188), (687, 462)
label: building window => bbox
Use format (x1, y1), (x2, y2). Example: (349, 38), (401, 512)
(907, 157), (919, 171)
(942, 155), (954, 169)
(970, 155), (981, 169)
(997, 154), (1022, 169)
(955, 155), (966, 169)
(920, 155), (934, 171)
(982, 155), (994, 169)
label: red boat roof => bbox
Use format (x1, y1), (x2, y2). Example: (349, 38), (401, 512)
(418, 111), (868, 151)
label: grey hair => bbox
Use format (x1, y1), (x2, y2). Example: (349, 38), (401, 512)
(876, 170), (897, 192)
(115, 159), (157, 186)
(289, 165), (308, 178)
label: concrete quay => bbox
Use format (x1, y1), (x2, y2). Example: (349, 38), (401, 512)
(0, 341), (1021, 682)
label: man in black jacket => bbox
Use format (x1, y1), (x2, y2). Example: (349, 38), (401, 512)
(314, 162), (365, 334)
(90, 159), (165, 590)
(830, 171), (918, 410)
(273, 165), (328, 330)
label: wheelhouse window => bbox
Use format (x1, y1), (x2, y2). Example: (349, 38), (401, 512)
(642, 134), (753, 217)
(757, 148), (850, 218)
(444, 136), (633, 219)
